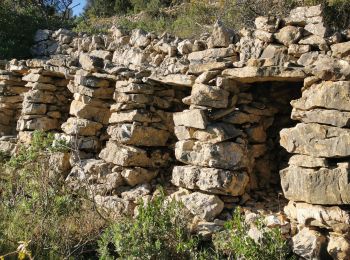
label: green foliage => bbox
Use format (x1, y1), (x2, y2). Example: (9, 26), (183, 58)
(98, 191), (207, 259)
(0, 131), (105, 259)
(213, 208), (294, 260)
(0, 0), (75, 59)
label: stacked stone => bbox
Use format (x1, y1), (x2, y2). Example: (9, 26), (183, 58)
(279, 79), (350, 258)
(60, 56), (116, 159)
(74, 73), (187, 215)
(0, 69), (28, 136)
(18, 65), (71, 141)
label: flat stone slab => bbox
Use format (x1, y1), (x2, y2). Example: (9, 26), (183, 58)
(222, 66), (306, 83)
(280, 164), (350, 205)
(280, 123), (350, 158)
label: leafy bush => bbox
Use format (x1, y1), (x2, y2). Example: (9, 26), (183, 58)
(98, 190), (211, 260)
(77, 0), (350, 38)
(0, 0), (75, 59)
(0, 131), (106, 259)
(213, 208), (294, 260)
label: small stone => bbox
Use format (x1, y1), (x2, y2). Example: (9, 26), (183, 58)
(181, 192), (224, 221)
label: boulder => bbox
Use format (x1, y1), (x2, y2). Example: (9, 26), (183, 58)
(184, 83), (229, 108)
(149, 74), (195, 87)
(275, 26), (302, 46)
(284, 201), (350, 233)
(129, 29), (150, 48)
(280, 164), (350, 204)
(305, 55), (350, 80)
(254, 16), (280, 32)
(79, 53), (103, 72)
(327, 233), (350, 260)
(181, 192), (224, 221)
(172, 165), (248, 196)
(173, 109), (208, 129)
(121, 167), (158, 186)
(280, 123), (350, 158)
(207, 20), (234, 48)
(99, 141), (169, 168)
(291, 81), (350, 111)
(188, 47), (235, 63)
(291, 108), (350, 128)
(175, 140), (248, 170)
(288, 154), (327, 168)
(292, 228), (328, 260)
(70, 100), (111, 125)
(61, 117), (103, 136)
(222, 66), (306, 83)
(331, 41), (350, 59)
(109, 109), (161, 124)
(107, 123), (170, 146)
(304, 22), (328, 37)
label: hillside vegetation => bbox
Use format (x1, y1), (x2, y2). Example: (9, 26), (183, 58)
(1, 0), (350, 59)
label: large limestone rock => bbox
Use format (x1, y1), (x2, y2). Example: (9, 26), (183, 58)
(291, 81), (350, 111)
(183, 83), (229, 108)
(99, 141), (169, 168)
(175, 123), (242, 144)
(291, 108), (350, 128)
(280, 123), (350, 158)
(181, 192), (224, 221)
(109, 109), (162, 124)
(107, 123), (170, 146)
(331, 41), (350, 58)
(188, 47), (235, 63)
(172, 166), (248, 196)
(120, 167), (158, 186)
(175, 140), (248, 170)
(275, 26), (302, 46)
(305, 55), (350, 80)
(207, 20), (234, 48)
(70, 100), (111, 125)
(284, 201), (350, 232)
(222, 66), (305, 83)
(149, 74), (195, 87)
(292, 228), (328, 260)
(173, 109), (208, 129)
(280, 164), (350, 204)
(61, 117), (103, 136)
(288, 154), (327, 168)
(327, 233), (350, 260)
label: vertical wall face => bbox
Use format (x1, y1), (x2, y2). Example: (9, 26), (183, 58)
(18, 67), (71, 142)
(0, 70), (27, 136)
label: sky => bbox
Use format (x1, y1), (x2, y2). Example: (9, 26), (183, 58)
(72, 0), (87, 16)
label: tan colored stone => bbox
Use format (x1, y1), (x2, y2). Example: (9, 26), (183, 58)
(327, 233), (350, 260)
(61, 117), (103, 136)
(172, 165), (248, 196)
(181, 192), (224, 221)
(107, 123), (170, 146)
(280, 164), (350, 204)
(291, 108), (350, 128)
(173, 109), (208, 129)
(275, 26), (302, 46)
(292, 228), (327, 260)
(175, 140), (248, 170)
(70, 100), (111, 125)
(109, 109), (161, 124)
(288, 154), (327, 168)
(222, 66), (306, 83)
(284, 201), (350, 232)
(121, 167), (158, 186)
(331, 41), (350, 58)
(280, 123), (350, 158)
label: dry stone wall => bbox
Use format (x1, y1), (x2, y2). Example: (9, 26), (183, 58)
(1, 4), (350, 258)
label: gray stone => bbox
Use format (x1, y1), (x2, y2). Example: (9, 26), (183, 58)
(175, 140), (248, 170)
(280, 164), (350, 204)
(280, 123), (350, 158)
(292, 228), (327, 260)
(173, 109), (208, 129)
(172, 166), (248, 196)
(181, 192), (224, 221)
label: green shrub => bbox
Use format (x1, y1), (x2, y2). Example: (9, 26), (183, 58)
(0, 131), (105, 259)
(98, 190), (211, 260)
(213, 208), (294, 260)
